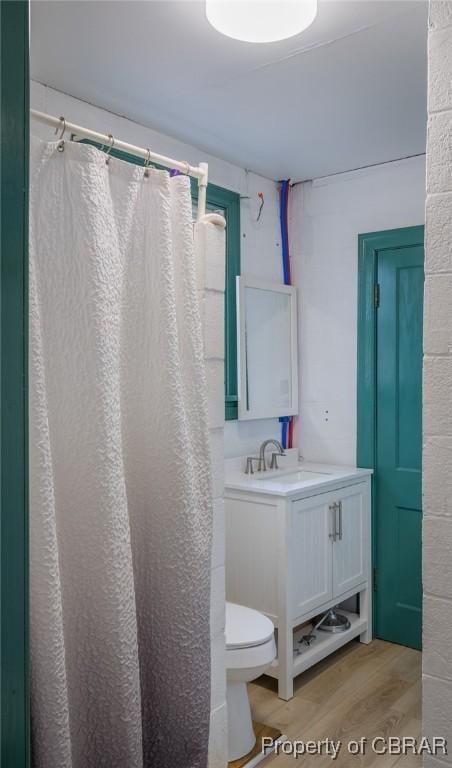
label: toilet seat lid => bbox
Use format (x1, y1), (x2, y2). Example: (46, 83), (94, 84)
(225, 602), (274, 649)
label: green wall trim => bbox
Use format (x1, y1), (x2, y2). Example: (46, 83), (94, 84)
(78, 140), (241, 421)
(203, 184), (240, 422)
(1, 1), (30, 764)
(357, 224), (425, 633)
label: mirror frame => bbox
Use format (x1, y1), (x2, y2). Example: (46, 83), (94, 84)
(236, 275), (298, 421)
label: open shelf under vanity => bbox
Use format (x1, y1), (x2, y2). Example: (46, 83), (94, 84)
(267, 609), (368, 680)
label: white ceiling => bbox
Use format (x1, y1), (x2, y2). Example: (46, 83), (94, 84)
(30, 0), (428, 181)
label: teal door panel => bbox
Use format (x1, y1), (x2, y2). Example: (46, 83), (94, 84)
(1, 1), (30, 764)
(376, 244), (424, 650)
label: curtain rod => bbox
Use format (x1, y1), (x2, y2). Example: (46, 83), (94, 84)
(30, 109), (209, 219)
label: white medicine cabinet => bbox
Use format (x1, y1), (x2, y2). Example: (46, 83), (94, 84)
(236, 275), (298, 420)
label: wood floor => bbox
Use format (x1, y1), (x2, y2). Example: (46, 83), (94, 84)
(229, 722), (282, 767)
(248, 639), (421, 768)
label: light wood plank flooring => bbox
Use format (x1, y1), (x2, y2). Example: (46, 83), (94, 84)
(229, 723), (282, 767)
(248, 639), (421, 767)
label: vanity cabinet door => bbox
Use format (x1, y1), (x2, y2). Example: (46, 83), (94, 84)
(289, 496), (333, 619)
(332, 483), (368, 597)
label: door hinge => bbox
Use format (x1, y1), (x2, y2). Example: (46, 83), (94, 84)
(374, 283), (380, 309)
(373, 566), (378, 592)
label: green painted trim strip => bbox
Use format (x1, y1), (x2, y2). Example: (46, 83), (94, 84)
(1, 2), (30, 765)
(204, 185), (240, 421)
(357, 225), (424, 634)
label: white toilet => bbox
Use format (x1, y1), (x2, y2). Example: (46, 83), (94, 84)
(225, 602), (276, 762)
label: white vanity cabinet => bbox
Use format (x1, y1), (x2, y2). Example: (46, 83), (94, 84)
(225, 463), (372, 700)
(290, 483), (368, 617)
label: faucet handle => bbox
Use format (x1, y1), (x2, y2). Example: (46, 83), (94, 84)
(270, 452), (285, 470)
(245, 457), (260, 475)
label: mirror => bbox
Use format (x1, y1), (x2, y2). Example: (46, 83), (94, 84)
(236, 276), (298, 421)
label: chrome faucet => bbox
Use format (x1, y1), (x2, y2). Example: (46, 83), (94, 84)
(244, 439), (286, 475)
(258, 439), (285, 471)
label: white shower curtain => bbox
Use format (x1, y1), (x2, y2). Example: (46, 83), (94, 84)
(29, 137), (213, 768)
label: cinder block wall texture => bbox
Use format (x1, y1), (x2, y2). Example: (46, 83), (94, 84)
(423, 2), (452, 765)
(195, 222), (227, 768)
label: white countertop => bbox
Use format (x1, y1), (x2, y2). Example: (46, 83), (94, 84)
(225, 457), (372, 498)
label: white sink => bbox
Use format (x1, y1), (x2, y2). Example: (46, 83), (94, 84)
(256, 469), (330, 484)
(224, 454), (373, 497)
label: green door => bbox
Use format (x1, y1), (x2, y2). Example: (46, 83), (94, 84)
(375, 238), (424, 650)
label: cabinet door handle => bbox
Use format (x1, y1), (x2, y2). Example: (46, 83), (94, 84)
(329, 503), (337, 540)
(338, 500), (343, 541)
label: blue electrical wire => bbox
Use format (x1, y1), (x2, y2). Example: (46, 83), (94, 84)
(280, 180), (290, 285)
(279, 179), (292, 449)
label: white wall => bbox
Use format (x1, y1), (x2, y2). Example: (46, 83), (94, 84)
(30, 81), (284, 462)
(290, 155), (426, 466)
(423, 2), (452, 764)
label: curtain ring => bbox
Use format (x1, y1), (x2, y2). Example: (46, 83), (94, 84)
(54, 116), (66, 140)
(105, 133), (114, 165)
(55, 116), (66, 152)
(144, 148), (151, 178)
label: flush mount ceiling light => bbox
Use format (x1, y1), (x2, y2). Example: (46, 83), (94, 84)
(205, 0), (317, 43)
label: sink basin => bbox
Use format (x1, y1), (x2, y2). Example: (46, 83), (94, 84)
(225, 459), (372, 497)
(257, 470), (330, 484)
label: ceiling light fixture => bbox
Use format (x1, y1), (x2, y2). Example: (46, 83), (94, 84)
(205, 0), (317, 44)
